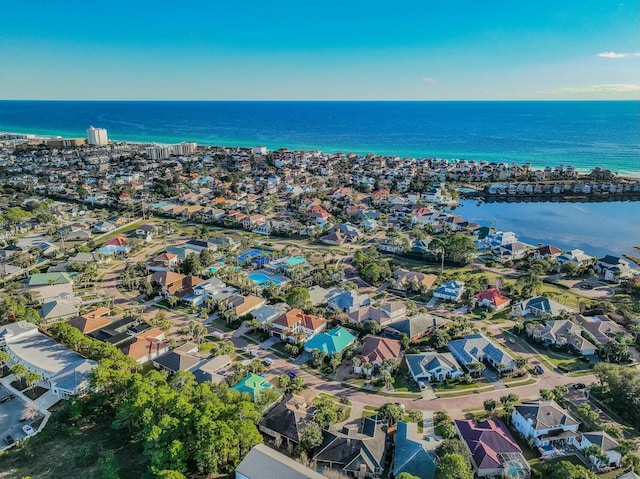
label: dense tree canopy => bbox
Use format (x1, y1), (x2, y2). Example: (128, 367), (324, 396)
(435, 453), (473, 479)
(593, 362), (640, 429)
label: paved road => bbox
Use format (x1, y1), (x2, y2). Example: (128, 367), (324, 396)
(96, 237), (597, 418)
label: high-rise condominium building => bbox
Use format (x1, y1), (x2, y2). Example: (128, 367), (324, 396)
(86, 126), (109, 146)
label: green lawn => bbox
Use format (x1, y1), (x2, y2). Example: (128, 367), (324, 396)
(393, 361), (421, 393)
(435, 378), (492, 392)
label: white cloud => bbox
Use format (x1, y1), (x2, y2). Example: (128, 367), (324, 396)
(422, 77), (436, 83)
(548, 84), (640, 95)
(597, 51), (640, 58)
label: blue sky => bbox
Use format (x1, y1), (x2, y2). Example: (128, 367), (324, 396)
(1, 1), (639, 100)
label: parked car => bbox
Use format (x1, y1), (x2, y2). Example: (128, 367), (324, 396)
(0, 394), (15, 403)
(4, 435), (15, 445)
(263, 357), (274, 366)
(249, 349), (261, 357)
(507, 338), (515, 344)
(22, 425), (35, 436)
(534, 365), (544, 375)
(418, 381), (426, 390)
(573, 383), (586, 390)
(287, 371), (297, 380)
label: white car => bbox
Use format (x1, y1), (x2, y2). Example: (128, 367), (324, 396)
(263, 357), (274, 366)
(418, 381), (427, 390)
(22, 425), (35, 436)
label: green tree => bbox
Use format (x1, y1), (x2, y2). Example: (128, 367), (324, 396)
(10, 363), (28, 387)
(379, 369), (394, 390)
(436, 439), (472, 464)
(377, 402), (404, 425)
(537, 459), (596, 479)
(156, 471), (186, 479)
(435, 453), (473, 479)
(285, 287), (311, 309)
(278, 374), (291, 390)
(483, 398), (496, 413)
(398, 474), (421, 479)
(299, 422), (323, 452)
(183, 254), (203, 276)
(167, 295), (179, 309)
(101, 450), (120, 479)
(314, 397), (338, 427)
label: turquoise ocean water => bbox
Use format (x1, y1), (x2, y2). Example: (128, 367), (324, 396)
(0, 100), (638, 175)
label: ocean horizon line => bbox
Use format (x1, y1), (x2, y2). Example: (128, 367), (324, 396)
(1, 99), (639, 103)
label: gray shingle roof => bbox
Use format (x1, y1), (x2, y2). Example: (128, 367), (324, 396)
(236, 444), (325, 479)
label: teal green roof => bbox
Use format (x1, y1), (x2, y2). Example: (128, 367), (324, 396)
(28, 272), (73, 286)
(232, 373), (278, 399)
(304, 327), (356, 355)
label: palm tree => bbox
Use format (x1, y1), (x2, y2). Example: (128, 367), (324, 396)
(10, 364), (28, 388)
(0, 350), (10, 371)
(23, 371), (42, 392)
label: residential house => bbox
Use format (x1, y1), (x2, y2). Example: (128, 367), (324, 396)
(448, 334), (517, 373)
(495, 241), (530, 261)
(355, 335), (402, 374)
(271, 308), (327, 342)
(348, 301), (406, 326)
(455, 418), (530, 479)
(145, 253), (179, 272)
(184, 238), (220, 253)
(308, 286), (344, 307)
(405, 352), (463, 382)
(193, 354), (232, 384)
(26, 272), (74, 303)
(304, 327), (356, 354)
(393, 421), (438, 479)
(576, 431), (622, 469)
(557, 249), (594, 265)
(182, 277), (238, 306)
(122, 328), (169, 364)
(68, 307), (112, 334)
(40, 297), (81, 322)
(99, 236), (130, 255)
(473, 288), (512, 311)
(390, 268), (438, 292)
(575, 315), (631, 348)
(595, 255), (633, 282)
(319, 230), (349, 246)
(92, 220), (116, 233)
(131, 224), (155, 242)
(152, 341), (201, 374)
(222, 294), (266, 317)
(533, 245), (563, 260)
(313, 417), (387, 478)
(511, 296), (576, 318)
(328, 290), (371, 314)
(88, 315), (148, 346)
(259, 394), (316, 447)
(147, 271), (205, 299)
(526, 319), (597, 356)
(251, 303), (290, 326)
(68, 251), (103, 265)
(511, 400), (580, 453)
(432, 280), (465, 302)
(235, 444), (325, 479)
(0, 320), (96, 399)
(232, 373), (280, 401)
(386, 313), (448, 342)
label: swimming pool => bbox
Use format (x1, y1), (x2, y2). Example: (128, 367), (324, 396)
(208, 266), (219, 273)
(283, 256), (306, 267)
(237, 249), (266, 262)
(248, 272), (285, 286)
